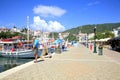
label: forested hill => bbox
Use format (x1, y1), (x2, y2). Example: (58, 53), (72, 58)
(63, 22), (120, 34)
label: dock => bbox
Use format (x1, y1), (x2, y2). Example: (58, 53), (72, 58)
(0, 45), (120, 80)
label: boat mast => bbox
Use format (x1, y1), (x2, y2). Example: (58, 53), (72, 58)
(27, 16), (29, 42)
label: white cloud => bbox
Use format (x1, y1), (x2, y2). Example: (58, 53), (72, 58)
(83, 1), (100, 10)
(31, 16), (65, 32)
(33, 5), (66, 17)
(87, 1), (100, 6)
(6, 23), (16, 27)
(48, 21), (65, 32)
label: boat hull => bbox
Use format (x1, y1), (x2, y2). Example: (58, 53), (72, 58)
(0, 50), (42, 59)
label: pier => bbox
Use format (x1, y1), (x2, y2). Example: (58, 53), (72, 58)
(0, 45), (120, 80)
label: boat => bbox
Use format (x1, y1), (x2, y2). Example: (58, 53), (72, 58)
(0, 39), (41, 59)
(0, 16), (37, 58)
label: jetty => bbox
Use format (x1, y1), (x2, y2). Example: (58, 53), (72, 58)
(0, 45), (120, 80)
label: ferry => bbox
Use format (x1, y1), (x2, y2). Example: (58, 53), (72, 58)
(0, 39), (41, 59)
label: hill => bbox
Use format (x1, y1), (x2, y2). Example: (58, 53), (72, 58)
(63, 22), (120, 34)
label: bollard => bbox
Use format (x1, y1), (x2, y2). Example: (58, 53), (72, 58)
(55, 47), (58, 53)
(98, 45), (103, 55)
(58, 48), (61, 54)
(55, 47), (61, 54)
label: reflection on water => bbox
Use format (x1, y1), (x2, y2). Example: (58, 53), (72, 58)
(0, 57), (33, 73)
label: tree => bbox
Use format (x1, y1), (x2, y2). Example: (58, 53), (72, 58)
(0, 31), (6, 39)
(104, 31), (114, 38)
(0, 31), (27, 39)
(64, 22), (120, 35)
(92, 31), (115, 40)
(21, 28), (27, 33)
(96, 32), (105, 39)
(64, 33), (78, 42)
(13, 26), (17, 28)
(12, 32), (21, 36)
(0, 31), (12, 39)
(49, 32), (59, 39)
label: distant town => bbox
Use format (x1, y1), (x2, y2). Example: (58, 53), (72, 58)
(0, 26), (120, 42)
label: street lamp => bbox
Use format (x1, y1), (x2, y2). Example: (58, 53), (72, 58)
(93, 25), (97, 53)
(27, 16), (29, 42)
(86, 33), (89, 48)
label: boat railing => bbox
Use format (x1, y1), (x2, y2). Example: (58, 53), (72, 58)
(1, 47), (32, 55)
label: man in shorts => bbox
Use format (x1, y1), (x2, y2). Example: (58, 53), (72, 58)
(32, 37), (39, 63)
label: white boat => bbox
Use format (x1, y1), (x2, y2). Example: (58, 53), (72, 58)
(0, 16), (42, 58)
(0, 40), (41, 59)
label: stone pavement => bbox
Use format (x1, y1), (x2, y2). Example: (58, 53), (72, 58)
(104, 48), (120, 62)
(0, 45), (120, 80)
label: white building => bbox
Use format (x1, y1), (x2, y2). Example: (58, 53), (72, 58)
(88, 33), (94, 39)
(34, 30), (41, 36)
(78, 31), (87, 43)
(78, 31), (95, 43)
(11, 27), (21, 32)
(113, 27), (120, 37)
(0, 27), (9, 32)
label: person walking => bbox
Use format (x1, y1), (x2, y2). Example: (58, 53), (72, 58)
(39, 43), (44, 60)
(32, 37), (39, 63)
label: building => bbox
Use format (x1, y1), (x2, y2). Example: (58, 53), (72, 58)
(0, 28), (10, 33)
(113, 27), (120, 37)
(11, 26), (21, 32)
(78, 31), (94, 43)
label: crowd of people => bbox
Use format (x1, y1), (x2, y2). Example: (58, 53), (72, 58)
(32, 37), (68, 63)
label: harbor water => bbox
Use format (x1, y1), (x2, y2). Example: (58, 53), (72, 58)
(0, 57), (33, 73)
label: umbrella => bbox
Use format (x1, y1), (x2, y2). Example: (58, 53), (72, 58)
(54, 39), (63, 44)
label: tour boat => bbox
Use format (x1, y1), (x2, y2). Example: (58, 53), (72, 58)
(0, 40), (41, 59)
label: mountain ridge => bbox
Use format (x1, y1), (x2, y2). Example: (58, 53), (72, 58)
(63, 22), (120, 34)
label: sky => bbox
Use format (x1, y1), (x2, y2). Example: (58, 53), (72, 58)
(0, 0), (120, 32)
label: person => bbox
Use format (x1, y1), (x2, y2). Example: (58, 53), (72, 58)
(32, 37), (39, 63)
(42, 44), (48, 56)
(64, 41), (68, 51)
(39, 43), (44, 60)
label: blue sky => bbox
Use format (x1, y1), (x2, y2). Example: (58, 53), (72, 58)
(0, 0), (120, 32)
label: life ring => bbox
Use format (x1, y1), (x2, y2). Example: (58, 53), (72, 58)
(11, 48), (15, 52)
(18, 42), (23, 48)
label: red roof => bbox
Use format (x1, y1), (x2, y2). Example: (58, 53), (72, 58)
(2, 38), (15, 42)
(12, 36), (23, 39)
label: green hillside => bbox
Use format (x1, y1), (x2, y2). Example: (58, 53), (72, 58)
(64, 22), (120, 34)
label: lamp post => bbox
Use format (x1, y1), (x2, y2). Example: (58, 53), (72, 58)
(93, 26), (97, 53)
(27, 16), (29, 42)
(86, 33), (89, 48)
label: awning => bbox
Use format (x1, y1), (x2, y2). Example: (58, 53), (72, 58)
(54, 39), (63, 44)
(108, 36), (120, 42)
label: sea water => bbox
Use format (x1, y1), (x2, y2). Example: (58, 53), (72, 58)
(0, 57), (33, 73)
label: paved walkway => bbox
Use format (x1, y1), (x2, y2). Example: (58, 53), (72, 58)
(0, 45), (120, 80)
(104, 48), (120, 62)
